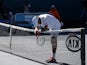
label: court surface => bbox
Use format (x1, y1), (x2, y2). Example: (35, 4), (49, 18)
(0, 35), (85, 65)
(0, 51), (43, 65)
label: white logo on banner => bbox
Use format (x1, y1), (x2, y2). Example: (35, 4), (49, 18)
(25, 15), (30, 21)
(66, 35), (81, 52)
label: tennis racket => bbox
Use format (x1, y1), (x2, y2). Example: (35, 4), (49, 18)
(36, 35), (45, 46)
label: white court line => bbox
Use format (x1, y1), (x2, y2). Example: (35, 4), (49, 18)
(0, 51), (43, 65)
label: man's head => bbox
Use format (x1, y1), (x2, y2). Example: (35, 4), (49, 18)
(38, 18), (42, 24)
(51, 5), (55, 8)
(50, 5), (56, 9)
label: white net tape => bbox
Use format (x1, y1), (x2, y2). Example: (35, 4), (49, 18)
(0, 22), (84, 33)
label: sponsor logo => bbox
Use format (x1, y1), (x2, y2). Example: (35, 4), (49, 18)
(66, 35), (81, 52)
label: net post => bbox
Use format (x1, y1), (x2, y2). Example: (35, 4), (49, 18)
(81, 28), (85, 65)
(9, 26), (12, 48)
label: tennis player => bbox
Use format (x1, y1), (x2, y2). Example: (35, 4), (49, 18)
(32, 14), (62, 63)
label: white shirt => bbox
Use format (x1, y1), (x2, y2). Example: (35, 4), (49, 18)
(32, 14), (61, 30)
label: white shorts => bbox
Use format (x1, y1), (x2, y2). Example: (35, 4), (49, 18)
(50, 27), (60, 37)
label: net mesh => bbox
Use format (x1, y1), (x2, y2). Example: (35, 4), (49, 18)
(0, 22), (84, 65)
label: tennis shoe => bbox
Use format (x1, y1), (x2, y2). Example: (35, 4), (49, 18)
(46, 57), (56, 63)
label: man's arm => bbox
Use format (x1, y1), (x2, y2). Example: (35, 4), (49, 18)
(34, 25), (48, 36)
(34, 26), (41, 36)
(41, 25), (49, 31)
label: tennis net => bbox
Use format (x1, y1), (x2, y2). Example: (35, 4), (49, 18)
(0, 22), (86, 65)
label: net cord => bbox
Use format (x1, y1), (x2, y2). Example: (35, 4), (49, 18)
(0, 22), (85, 33)
(0, 22), (85, 65)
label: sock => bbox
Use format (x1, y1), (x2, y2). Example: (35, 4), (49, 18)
(53, 53), (55, 59)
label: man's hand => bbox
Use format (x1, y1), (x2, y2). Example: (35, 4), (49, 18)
(34, 27), (41, 37)
(34, 25), (48, 36)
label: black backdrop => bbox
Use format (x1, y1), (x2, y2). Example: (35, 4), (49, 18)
(2, 0), (83, 28)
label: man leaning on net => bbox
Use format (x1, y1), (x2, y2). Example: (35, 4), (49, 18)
(32, 14), (63, 63)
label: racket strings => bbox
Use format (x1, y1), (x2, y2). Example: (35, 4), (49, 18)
(36, 36), (45, 46)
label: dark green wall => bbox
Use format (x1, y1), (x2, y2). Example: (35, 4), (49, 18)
(3, 0), (25, 13)
(3, 0), (83, 28)
(3, 0), (82, 19)
(30, 0), (82, 20)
